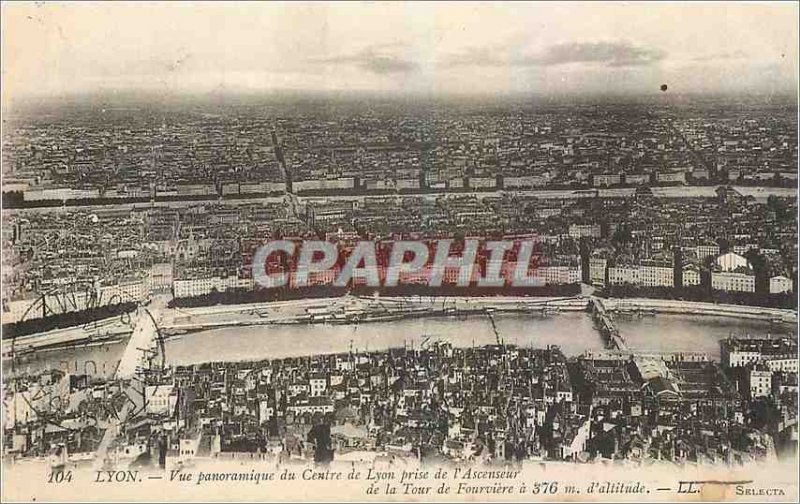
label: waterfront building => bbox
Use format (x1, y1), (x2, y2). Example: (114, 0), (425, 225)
(720, 337), (798, 369)
(173, 275), (253, 298)
(770, 275), (793, 294)
(589, 255), (608, 286)
(682, 264), (701, 286)
(593, 173), (622, 187)
(711, 252), (756, 293)
(639, 260), (674, 288)
(656, 171), (687, 184)
(608, 264), (639, 286)
(712, 271), (756, 293)
(148, 263), (174, 293)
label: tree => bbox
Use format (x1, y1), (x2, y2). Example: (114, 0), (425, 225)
(307, 423), (333, 463)
(767, 195), (788, 220)
(749, 398), (779, 431)
(612, 225), (632, 247)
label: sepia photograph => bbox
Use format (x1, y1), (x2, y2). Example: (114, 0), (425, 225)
(1, 1), (798, 502)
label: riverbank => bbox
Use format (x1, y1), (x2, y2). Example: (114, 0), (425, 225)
(160, 295), (796, 334)
(5, 184), (797, 211)
(3, 295), (795, 358)
(159, 295), (589, 334)
(602, 298), (797, 324)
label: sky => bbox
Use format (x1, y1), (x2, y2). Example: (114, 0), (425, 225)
(2, 1), (798, 103)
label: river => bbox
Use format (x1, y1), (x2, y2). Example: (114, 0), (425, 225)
(164, 311), (794, 365)
(8, 311), (795, 377)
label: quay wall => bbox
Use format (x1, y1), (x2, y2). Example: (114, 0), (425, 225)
(602, 298), (797, 324)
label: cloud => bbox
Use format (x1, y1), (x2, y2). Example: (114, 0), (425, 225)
(691, 50), (749, 62)
(308, 47), (418, 75)
(443, 40), (666, 69)
(522, 41), (666, 67)
(440, 47), (505, 68)
(358, 55), (418, 75)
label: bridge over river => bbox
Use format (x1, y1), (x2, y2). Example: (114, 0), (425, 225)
(589, 297), (628, 351)
(93, 307), (161, 468)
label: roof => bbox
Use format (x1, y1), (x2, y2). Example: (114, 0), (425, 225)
(647, 376), (681, 399)
(715, 252), (751, 272)
(331, 423), (368, 439)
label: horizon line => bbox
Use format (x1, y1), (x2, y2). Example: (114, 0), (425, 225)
(6, 87), (798, 109)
